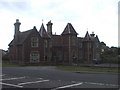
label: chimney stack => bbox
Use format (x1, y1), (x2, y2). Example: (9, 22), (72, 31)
(46, 20), (53, 36)
(90, 32), (95, 37)
(14, 19), (21, 35)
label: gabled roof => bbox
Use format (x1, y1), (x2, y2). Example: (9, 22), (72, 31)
(95, 35), (100, 43)
(19, 29), (33, 44)
(83, 31), (91, 41)
(61, 23), (78, 35)
(9, 40), (14, 46)
(9, 26), (37, 46)
(39, 23), (50, 38)
(78, 37), (83, 41)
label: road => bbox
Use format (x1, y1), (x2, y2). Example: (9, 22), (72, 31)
(1, 66), (119, 89)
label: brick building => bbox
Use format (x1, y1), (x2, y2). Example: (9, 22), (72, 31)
(8, 19), (101, 65)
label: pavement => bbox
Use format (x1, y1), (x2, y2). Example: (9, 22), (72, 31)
(1, 66), (119, 89)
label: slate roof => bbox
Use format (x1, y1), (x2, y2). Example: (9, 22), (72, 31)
(95, 35), (100, 43)
(83, 31), (100, 44)
(19, 29), (33, 44)
(61, 23), (78, 35)
(83, 31), (91, 41)
(9, 27), (36, 46)
(78, 37), (83, 42)
(39, 23), (50, 38)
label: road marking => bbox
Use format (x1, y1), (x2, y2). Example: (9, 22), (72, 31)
(84, 82), (119, 87)
(0, 76), (25, 81)
(52, 82), (83, 90)
(18, 80), (49, 85)
(0, 82), (23, 88)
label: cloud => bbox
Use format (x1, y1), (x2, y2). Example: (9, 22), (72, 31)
(0, 0), (119, 50)
(0, 0), (31, 12)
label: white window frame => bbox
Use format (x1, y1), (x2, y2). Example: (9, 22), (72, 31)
(31, 37), (38, 47)
(30, 51), (40, 63)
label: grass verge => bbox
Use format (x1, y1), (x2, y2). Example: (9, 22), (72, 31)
(2, 62), (21, 67)
(2, 62), (119, 74)
(57, 66), (119, 74)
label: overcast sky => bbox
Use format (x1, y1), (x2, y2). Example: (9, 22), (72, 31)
(0, 0), (119, 50)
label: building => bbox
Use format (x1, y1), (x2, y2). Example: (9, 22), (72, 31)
(8, 19), (101, 65)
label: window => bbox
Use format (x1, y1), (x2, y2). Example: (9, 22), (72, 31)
(31, 37), (38, 47)
(30, 52), (39, 63)
(44, 40), (48, 48)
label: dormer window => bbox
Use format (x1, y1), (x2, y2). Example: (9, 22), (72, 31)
(31, 37), (38, 47)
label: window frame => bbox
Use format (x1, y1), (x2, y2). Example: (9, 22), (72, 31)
(30, 51), (40, 63)
(31, 37), (39, 47)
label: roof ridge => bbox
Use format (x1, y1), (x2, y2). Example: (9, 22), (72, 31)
(21, 29), (33, 33)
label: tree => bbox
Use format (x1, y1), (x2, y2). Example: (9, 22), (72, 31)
(100, 47), (118, 64)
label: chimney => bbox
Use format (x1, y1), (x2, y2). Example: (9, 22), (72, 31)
(46, 20), (53, 36)
(90, 32), (95, 37)
(14, 19), (21, 43)
(14, 19), (21, 35)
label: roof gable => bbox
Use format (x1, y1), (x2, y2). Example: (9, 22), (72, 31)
(95, 35), (100, 43)
(83, 31), (91, 41)
(39, 23), (50, 38)
(61, 23), (78, 35)
(9, 26), (38, 46)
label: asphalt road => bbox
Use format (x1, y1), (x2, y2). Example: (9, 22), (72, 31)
(1, 66), (119, 89)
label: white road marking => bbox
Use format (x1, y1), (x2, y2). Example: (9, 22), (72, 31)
(18, 80), (49, 85)
(0, 82), (23, 88)
(52, 82), (83, 90)
(84, 82), (119, 87)
(0, 76), (25, 81)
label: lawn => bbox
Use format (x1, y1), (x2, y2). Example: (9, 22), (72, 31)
(2, 62), (119, 73)
(2, 62), (20, 67)
(57, 65), (119, 73)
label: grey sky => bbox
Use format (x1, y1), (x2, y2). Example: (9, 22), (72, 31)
(0, 0), (119, 50)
